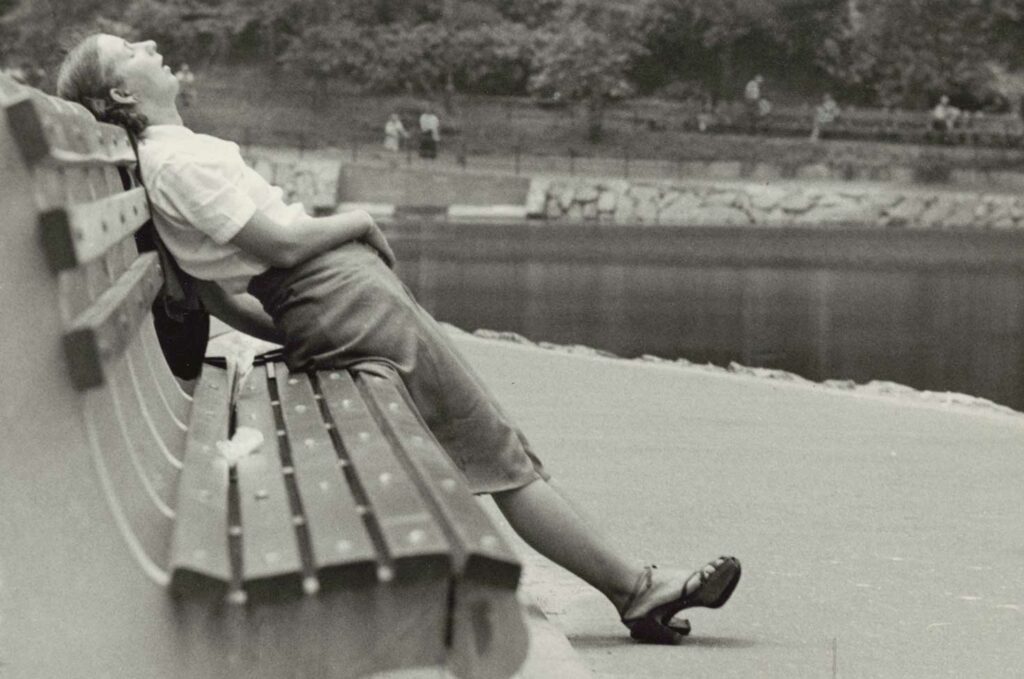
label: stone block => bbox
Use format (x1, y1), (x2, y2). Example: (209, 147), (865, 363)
(657, 193), (704, 225)
(597, 189), (618, 213)
(613, 196), (636, 223)
(576, 185), (600, 203)
(806, 197), (872, 225)
(780, 191), (816, 214)
(634, 196), (660, 224)
(525, 178), (550, 217)
(557, 184), (576, 210)
(882, 196), (929, 227)
(748, 185), (784, 212)
(546, 197), (563, 220)
(702, 189), (744, 209)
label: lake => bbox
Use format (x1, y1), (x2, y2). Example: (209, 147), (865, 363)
(390, 221), (1024, 411)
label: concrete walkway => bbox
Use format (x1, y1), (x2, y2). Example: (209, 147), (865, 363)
(453, 330), (1024, 679)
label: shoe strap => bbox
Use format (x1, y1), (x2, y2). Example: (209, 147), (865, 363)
(619, 565), (656, 618)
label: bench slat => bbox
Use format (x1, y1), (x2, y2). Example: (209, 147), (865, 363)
(235, 366), (305, 597)
(317, 367), (452, 580)
(39, 188), (150, 271)
(2, 89), (135, 167)
(62, 251), (163, 390)
(360, 372), (522, 589)
(168, 367), (232, 597)
(274, 366), (379, 587)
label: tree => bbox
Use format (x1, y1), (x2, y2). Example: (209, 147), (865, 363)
(818, 0), (1024, 108)
(281, 19), (534, 98)
(0, 0), (133, 74)
(528, 0), (647, 141)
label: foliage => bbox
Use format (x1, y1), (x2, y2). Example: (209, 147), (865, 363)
(4, 0), (1024, 114)
(527, 0), (647, 140)
(281, 19), (535, 96)
(0, 0), (133, 69)
(817, 0), (1024, 108)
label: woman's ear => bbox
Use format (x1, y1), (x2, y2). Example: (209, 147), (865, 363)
(109, 87), (138, 105)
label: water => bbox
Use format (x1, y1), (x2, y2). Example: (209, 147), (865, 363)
(391, 222), (1024, 411)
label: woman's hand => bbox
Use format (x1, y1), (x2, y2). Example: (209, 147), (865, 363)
(361, 217), (397, 268)
(233, 208), (395, 270)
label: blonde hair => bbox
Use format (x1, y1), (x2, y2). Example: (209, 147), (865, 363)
(56, 34), (149, 136)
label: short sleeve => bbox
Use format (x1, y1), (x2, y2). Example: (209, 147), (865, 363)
(148, 159), (258, 244)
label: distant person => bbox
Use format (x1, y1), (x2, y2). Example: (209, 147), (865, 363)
(696, 94), (715, 133)
(931, 95), (959, 142)
(744, 74), (766, 134)
(383, 113), (408, 152)
(174, 63), (196, 107)
(810, 93), (841, 141)
(418, 107), (440, 159)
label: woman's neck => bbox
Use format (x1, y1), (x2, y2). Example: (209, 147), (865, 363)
(137, 100), (183, 127)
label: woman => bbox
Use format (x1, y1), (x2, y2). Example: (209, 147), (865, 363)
(57, 34), (741, 644)
(383, 112), (407, 152)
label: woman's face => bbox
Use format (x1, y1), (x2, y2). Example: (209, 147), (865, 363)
(96, 34), (178, 104)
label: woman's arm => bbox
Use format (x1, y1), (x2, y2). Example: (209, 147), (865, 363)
(195, 280), (286, 345)
(229, 208), (395, 270)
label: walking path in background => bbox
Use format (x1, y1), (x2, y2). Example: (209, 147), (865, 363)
(254, 143), (1024, 197)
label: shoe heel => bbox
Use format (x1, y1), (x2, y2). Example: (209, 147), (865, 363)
(626, 616), (685, 645)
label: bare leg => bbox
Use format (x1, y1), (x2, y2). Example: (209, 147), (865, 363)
(493, 477), (741, 644)
(492, 477), (644, 611)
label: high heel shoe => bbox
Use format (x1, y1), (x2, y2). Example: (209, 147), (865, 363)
(619, 556), (741, 644)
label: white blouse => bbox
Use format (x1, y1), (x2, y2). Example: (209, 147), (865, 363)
(138, 124), (306, 293)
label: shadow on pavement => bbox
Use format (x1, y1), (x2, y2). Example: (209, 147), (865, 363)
(569, 634), (760, 650)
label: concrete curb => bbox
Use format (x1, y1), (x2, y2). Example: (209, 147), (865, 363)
(513, 597), (593, 679)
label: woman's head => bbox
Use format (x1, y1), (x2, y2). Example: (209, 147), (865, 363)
(57, 34), (178, 136)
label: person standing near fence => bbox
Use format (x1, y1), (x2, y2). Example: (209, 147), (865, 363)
(418, 106), (440, 159)
(744, 74), (765, 134)
(931, 95), (959, 142)
(810, 93), (840, 141)
(383, 112), (408, 153)
(174, 63), (196, 107)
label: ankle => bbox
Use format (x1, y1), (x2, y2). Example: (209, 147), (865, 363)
(611, 565), (654, 615)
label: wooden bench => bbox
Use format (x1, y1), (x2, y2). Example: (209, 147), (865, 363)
(0, 73), (527, 679)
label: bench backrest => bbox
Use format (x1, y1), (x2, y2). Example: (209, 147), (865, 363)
(0, 71), (231, 676)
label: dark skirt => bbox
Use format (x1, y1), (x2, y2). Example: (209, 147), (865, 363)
(419, 136), (437, 158)
(248, 243), (548, 494)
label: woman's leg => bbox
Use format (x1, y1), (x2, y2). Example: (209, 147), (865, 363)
(250, 248), (740, 633)
(492, 477), (644, 611)
(492, 477), (740, 637)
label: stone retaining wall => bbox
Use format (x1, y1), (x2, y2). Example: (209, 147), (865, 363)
(239, 145), (1024, 231)
(526, 177), (1024, 230)
(244, 147), (342, 213)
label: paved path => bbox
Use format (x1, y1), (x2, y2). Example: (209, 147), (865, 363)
(453, 332), (1024, 679)
(255, 143), (1023, 197)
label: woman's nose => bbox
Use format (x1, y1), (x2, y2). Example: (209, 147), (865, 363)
(144, 40), (157, 54)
